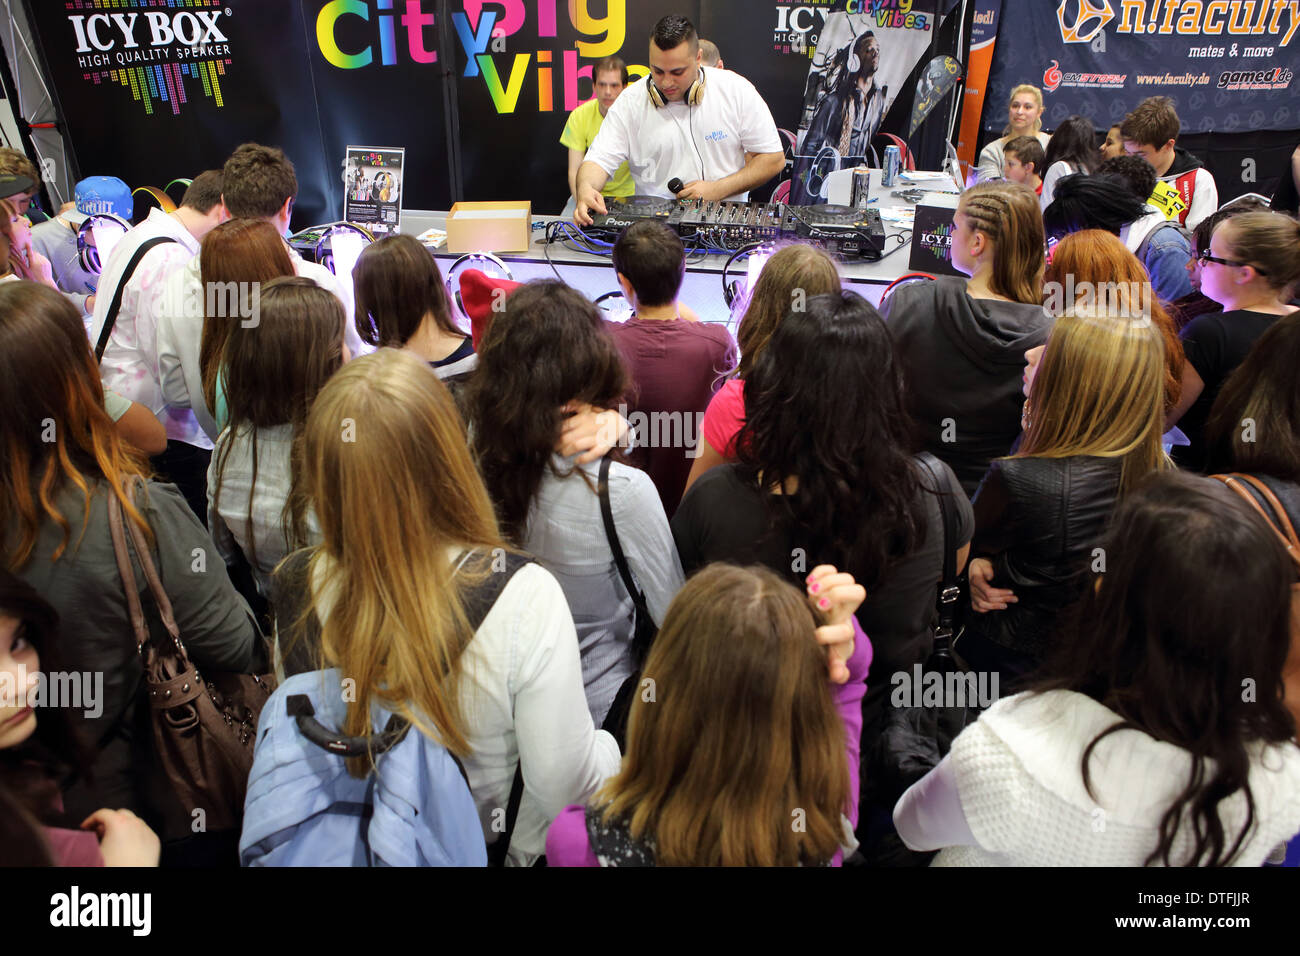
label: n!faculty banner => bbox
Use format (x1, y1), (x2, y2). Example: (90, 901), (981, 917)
(987, 0), (1300, 136)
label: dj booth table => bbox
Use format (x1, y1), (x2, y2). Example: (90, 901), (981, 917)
(402, 168), (961, 325)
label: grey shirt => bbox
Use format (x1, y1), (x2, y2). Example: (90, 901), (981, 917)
(208, 422), (321, 597)
(30, 216), (96, 314)
(523, 456), (684, 725)
(11, 479), (262, 821)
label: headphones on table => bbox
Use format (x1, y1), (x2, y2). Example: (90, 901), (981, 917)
(648, 65), (707, 108)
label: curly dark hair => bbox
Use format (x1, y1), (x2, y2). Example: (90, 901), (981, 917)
(734, 290), (922, 589)
(465, 280), (627, 544)
(1042, 172), (1149, 241)
(1097, 154), (1158, 202)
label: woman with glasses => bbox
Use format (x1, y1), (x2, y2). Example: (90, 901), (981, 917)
(1168, 211), (1300, 472)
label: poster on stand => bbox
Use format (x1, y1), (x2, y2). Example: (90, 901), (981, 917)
(344, 146), (405, 236)
(790, 2), (941, 205)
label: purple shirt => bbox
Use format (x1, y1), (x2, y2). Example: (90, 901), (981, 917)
(546, 616), (872, 866)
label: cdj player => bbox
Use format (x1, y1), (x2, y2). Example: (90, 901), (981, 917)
(587, 196), (886, 261)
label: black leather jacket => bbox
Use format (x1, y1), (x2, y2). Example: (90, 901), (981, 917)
(967, 455), (1124, 661)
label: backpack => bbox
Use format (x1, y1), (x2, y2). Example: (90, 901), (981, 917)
(240, 550), (533, 866)
(1134, 219), (1192, 266)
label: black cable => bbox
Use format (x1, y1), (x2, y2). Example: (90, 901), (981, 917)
(875, 232), (913, 261)
(689, 99), (706, 184)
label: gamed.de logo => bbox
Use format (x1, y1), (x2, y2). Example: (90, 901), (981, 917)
(64, 0), (234, 116)
(1057, 0), (1114, 43)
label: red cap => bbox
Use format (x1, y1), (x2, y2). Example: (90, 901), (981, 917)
(458, 269), (523, 349)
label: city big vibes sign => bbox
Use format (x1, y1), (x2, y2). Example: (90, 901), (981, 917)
(27, 1), (955, 219)
(314, 0), (641, 114)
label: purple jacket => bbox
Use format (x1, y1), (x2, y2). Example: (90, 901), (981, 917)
(546, 617), (873, 866)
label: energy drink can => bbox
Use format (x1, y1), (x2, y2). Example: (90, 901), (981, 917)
(882, 144), (901, 187)
(850, 166), (872, 213)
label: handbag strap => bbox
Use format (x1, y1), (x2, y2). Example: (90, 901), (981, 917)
(111, 477), (194, 664)
(107, 487), (150, 654)
(598, 455), (651, 624)
(94, 236), (178, 363)
(1211, 473), (1300, 573)
(915, 453), (960, 651)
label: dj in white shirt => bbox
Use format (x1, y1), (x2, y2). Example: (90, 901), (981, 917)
(574, 14), (784, 226)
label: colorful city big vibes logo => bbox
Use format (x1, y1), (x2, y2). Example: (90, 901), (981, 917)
(771, 0), (931, 57)
(314, 0), (633, 114)
(65, 0), (233, 116)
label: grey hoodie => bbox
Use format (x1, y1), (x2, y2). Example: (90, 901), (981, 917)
(883, 276), (1051, 497)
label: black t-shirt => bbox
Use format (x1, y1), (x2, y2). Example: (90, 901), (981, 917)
(671, 460), (974, 733)
(1176, 309), (1294, 472)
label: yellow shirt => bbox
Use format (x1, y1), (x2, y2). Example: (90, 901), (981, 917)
(560, 98), (635, 198)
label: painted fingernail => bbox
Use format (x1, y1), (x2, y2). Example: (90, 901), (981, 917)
(818, 597), (831, 609)
(809, 582), (820, 593)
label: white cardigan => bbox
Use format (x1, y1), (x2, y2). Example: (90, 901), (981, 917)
(894, 689), (1300, 866)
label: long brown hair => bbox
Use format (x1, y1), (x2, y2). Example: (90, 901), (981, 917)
(213, 277), (347, 570)
(0, 199), (38, 281)
(198, 218), (295, 415)
(1044, 229), (1183, 413)
(0, 282), (150, 569)
(1205, 311), (1300, 481)
(597, 564), (850, 866)
(958, 182), (1045, 304)
(1019, 309), (1170, 494)
(353, 233), (461, 347)
(734, 243), (840, 380)
(290, 348), (504, 773)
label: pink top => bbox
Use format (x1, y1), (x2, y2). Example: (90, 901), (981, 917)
(546, 617), (873, 866)
(44, 827), (105, 867)
(700, 379), (746, 459)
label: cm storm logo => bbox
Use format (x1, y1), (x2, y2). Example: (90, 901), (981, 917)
(65, 2), (233, 116)
(1057, 0), (1114, 42)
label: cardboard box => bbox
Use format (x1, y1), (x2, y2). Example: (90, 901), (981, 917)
(446, 201), (532, 253)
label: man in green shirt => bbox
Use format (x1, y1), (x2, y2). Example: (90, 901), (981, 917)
(561, 57), (634, 215)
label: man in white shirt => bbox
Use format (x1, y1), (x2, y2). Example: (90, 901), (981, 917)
(155, 143), (363, 443)
(92, 171), (226, 520)
(573, 14), (784, 225)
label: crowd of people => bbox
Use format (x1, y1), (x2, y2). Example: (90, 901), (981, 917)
(2, 23), (1300, 867)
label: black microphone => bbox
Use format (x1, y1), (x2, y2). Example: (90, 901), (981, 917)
(668, 177), (684, 195)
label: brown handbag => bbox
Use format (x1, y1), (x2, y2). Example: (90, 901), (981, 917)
(107, 478), (271, 832)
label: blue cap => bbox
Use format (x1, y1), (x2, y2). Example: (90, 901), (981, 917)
(68, 176), (133, 224)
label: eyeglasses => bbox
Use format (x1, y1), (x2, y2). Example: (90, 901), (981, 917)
(1197, 250), (1267, 274)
